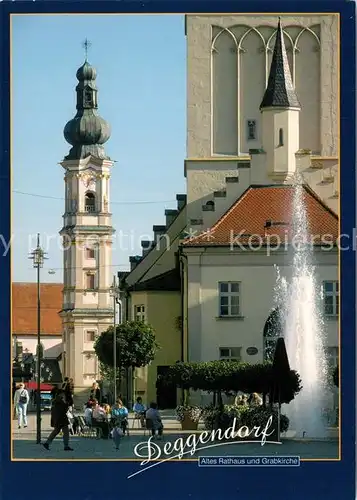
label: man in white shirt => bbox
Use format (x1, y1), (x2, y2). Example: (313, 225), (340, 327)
(14, 383), (30, 429)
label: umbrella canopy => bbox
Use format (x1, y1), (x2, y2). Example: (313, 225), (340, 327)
(26, 381), (54, 391)
(272, 337), (291, 377)
(269, 337), (291, 404)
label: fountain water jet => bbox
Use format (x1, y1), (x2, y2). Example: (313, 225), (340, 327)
(276, 180), (328, 438)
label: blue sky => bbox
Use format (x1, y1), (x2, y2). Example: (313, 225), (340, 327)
(12, 14), (186, 283)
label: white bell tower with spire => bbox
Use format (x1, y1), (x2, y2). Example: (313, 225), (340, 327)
(259, 19), (301, 182)
(59, 46), (115, 399)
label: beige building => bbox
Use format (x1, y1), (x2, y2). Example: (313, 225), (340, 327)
(121, 15), (339, 408)
(181, 16), (339, 408)
(186, 14), (338, 159)
(119, 199), (186, 407)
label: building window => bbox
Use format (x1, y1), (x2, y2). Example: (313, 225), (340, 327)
(247, 120), (257, 141)
(85, 273), (95, 290)
(278, 128), (284, 146)
(84, 192), (96, 213)
(323, 281), (339, 316)
(326, 346), (339, 368)
(134, 305), (145, 321)
(219, 282), (241, 317)
(84, 352), (96, 375)
(219, 347), (241, 361)
(86, 247), (95, 259)
(85, 330), (96, 342)
(84, 89), (92, 106)
(263, 308), (282, 362)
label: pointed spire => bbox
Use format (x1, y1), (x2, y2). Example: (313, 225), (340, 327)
(83, 39), (91, 62)
(260, 18), (300, 110)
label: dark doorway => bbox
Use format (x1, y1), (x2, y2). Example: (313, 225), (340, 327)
(156, 366), (177, 409)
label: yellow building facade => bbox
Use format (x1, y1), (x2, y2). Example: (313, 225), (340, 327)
(128, 287), (182, 406)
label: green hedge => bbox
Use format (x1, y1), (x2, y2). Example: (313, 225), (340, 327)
(202, 404), (289, 434)
(164, 361), (301, 404)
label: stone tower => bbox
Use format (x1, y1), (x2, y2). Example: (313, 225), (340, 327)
(59, 59), (115, 399)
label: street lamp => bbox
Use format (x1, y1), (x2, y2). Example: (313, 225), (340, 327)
(29, 233), (47, 444)
(109, 276), (121, 403)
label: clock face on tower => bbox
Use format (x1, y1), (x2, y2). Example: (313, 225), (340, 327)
(81, 173), (96, 188)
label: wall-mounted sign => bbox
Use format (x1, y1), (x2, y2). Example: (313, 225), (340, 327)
(246, 346), (258, 356)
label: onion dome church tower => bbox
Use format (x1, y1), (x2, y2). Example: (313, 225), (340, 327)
(59, 49), (115, 399)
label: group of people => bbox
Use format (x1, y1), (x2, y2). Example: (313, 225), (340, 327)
(234, 392), (263, 407)
(82, 394), (164, 444)
(14, 378), (165, 452)
(83, 397), (129, 440)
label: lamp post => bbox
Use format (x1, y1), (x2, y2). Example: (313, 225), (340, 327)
(109, 276), (121, 403)
(29, 233), (47, 444)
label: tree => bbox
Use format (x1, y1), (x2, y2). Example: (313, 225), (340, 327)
(94, 321), (160, 396)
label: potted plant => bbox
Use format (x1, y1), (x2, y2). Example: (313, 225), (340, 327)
(176, 405), (202, 430)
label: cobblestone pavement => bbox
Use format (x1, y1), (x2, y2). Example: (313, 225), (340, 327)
(12, 414), (339, 461)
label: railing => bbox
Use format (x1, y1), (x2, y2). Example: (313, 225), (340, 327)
(85, 205), (96, 213)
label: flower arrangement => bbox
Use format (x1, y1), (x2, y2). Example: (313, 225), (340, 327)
(175, 405), (202, 423)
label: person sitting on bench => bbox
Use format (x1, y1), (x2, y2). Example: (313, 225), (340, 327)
(111, 399), (129, 435)
(133, 397), (146, 427)
(145, 402), (163, 439)
(92, 400), (109, 439)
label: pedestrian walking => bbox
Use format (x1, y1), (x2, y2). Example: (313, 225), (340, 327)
(42, 390), (73, 451)
(14, 383), (30, 429)
(111, 425), (124, 450)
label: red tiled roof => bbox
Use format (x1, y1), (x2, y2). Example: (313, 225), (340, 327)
(12, 283), (63, 335)
(183, 185), (338, 247)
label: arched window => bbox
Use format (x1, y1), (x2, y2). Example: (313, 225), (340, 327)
(84, 192), (96, 213)
(84, 87), (93, 106)
(263, 308), (283, 362)
(204, 200), (215, 211)
(278, 128), (284, 147)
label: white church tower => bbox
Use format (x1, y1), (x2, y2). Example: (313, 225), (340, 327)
(259, 18), (301, 182)
(59, 56), (115, 399)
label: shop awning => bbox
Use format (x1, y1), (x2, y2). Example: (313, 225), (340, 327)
(26, 381), (54, 391)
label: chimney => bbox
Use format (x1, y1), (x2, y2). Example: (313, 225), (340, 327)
(141, 240), (154, 257)
(165, 209), (178, 228)
(152, 225), (166, 244)
(176, 194), (187, 211)
(129, 255), (141, 271)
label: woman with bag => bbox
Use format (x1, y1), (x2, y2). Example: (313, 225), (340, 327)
(13, 383), (29, 429)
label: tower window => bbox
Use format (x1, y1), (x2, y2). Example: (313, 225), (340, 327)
(278, 128), (284, 147)
(86, 247), (95, 259)
(247, 120), (257, 141)
(84, 89), (92, 106)
(85, 330), (96, 342)
(85, 273), (95, 290)
(84, 192), (96, 213)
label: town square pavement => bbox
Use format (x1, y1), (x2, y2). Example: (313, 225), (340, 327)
(12, 413), (339, 461)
